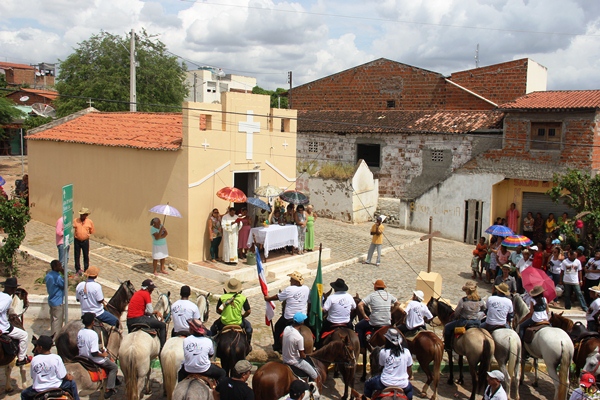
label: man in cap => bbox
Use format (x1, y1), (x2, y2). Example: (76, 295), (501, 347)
(278, 380), (311, 400)
(78, 312), (118, 398)
(180, 318), (226, 383)
(215, 359), (254, 400)
(494, 264), (517, 295)
(75, 266), (119, 327)
(282, 312), (318, 380)
(587, 285), (600, 332)
(322, 278), (356, 333)
(0, 277), (31, 366)
(126, 279), (167, 349)
(73, 207), (95, 275)
(171, 285), (200, 336)
(356, 279), (400, 349)
(264, 271), (310, 352)
(46, 259), (65, 337)
(210, 278), (252, 348)
(364, 217), (384, 266)
(483, 370), (507, 400)
(571, 372), (598, 400)
(397, 290), (433, 335)
(21, 335), (79, 400)
(481, 283), (514, 333)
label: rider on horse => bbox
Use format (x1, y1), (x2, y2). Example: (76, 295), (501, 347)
(75, 266), (119, 327)
(517, 285), (549, 342)
(264, 271), (310, 352)
(179, 319), (226, 383)
(442, 280), (485, 351)
(126, 279), (167, 350)
(322, 278), (355, 335)
(171, 285), (201, 337)
(481, 282), (513, 333)
(356, 279), (399, 348)
(397, 290), (433, 335)
(282, 312), (318, 381)
(587, 285), (600, 332)
(363, 328), (414, 400)
(21, 335), (79, 400)
(209, 278), (253, 347)
(78, 312), (119, 398)
(0, 277), (31, 366)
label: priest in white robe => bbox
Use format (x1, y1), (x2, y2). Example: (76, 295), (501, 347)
(221, 207), (241, 264)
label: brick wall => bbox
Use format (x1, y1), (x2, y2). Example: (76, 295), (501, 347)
(6, 92), (54, 106)
(5, 68), (55, 87)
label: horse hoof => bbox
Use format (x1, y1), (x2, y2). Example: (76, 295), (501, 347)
(419, 392), (428, 398)
(457, 379), (464, 385)
(360, 376), (366, 382)
(447, 379), (454, 385)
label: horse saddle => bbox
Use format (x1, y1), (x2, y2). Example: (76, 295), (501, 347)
(72, 356), (107, 382)
(173, 331), (191, 338)
(129, 324), (157, 337)
(524, 321), (550, 344)
(287, 357), (316, 380)
(0, 333), (18, 356)
(404, 327), (425, 342)
(372, 386), (408, 400)
(32, 388), (73, 400)
(320, 324), (348, 340)
(221, 325), (244, 334)
(575, 330), (600, 344)
(185, 373), (217, 390)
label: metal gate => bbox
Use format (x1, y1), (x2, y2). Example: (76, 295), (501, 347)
(521, 192), (576, 221)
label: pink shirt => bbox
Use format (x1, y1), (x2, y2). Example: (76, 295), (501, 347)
(56, 217), (64, 246)
(506, 209), (520, 233)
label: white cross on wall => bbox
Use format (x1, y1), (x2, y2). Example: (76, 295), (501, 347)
(282, 140), (289, 149)
(201, 139), (210, 151)
(238, 111), (261, 160)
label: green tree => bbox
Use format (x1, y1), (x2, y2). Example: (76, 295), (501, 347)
(0, 197), (30, 276)
(55, 30), (188, 116)
(252, 86), (289, 109)
(0, 97), (25, 140)
(548, 169), (600, 249)
(23, 115), (53, 131)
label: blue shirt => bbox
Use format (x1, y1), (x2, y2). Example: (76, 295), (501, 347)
(46, 270), (65, 307)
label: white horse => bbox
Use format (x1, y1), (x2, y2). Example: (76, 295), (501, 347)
(491, 328), (521, 400)
(583, 346), (600, 376)
(119, 294), (171, 399)
(2, 289), (28, 393)
(161, 292), (211, 400)
(513, 294), (573, 400)
(173, 377), (213, 400)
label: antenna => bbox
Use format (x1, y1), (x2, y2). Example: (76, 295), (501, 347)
(31, 103), (56, 118)
(475, 44), (479, 68)
(19, 96), (30, 103)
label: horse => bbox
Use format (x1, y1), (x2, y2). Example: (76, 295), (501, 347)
(119, 328), (160, 399)
(491, 328), (521, 400)
(161, 292), (212, 400)
(216, 326), (250, 377)
(322, 327), (360, 400)
(1, 287), (28, 393)
(56, 280), (136, 361)
(172, 377), (213, 400)
(513, 294), (573, 400)
(252, 336), (356, 400)
(427, 297), (494, 400)
(583, 346), (600, 376)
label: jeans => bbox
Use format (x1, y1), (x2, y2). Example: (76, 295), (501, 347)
(364, 375), (413, 400)
(519, 317), (537, 340)
(96, 310), (119, 327)
(355, 319), (384, 349)
(178, 363), (226, 383)
(7, 326), (28, 360)
(96, 359), (118, 389)
(57, 244), (70, 269)
(367, 243), (382, 264)
(127, 316), (167, 348)
(21, 379), (80, 400)
(549, 272), (561, 302)
(287, 358), (318, 379)
(564, 283), (588, 311)
(210, 237), (222, 260)
(74, 239), (89, 273)
(273, 316), (293, 350)
(50, 304), (64, 337)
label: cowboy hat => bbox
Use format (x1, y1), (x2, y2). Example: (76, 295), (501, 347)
(288, 271), (304, 285)
(462, 280), (477, 291)
(501, 263), (511, 269)
(495, 283), (511, 296)
(413, 290), (425, 301)
(589, 285), (600, 294)
(330, 278), (348, 292)
(384, 327), (401, 346)
(78, 207), (91, 215)
(84, 266), (99, 277)
(373, 279), (386, 289)
(225, 278), (243, 293)
(1, 277), (20, 288)
(530, 285), (544, 297)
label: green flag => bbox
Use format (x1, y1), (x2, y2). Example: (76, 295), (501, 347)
(309, 248), (323, 338)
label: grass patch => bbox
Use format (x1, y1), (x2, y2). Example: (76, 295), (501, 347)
(318, 163), (355, 180)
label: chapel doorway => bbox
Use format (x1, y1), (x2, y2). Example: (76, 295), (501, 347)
(464, 199), (484, 245)
(233, 171), (258, 213)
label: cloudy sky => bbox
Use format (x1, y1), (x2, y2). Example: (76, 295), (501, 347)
(1, 0), (599, 91)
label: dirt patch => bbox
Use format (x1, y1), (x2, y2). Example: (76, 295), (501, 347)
(0, 155), (27, 195)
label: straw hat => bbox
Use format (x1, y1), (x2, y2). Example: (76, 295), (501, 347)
(494, 283), (511, 296)
(530, 285), (544, 297)
(225, 278), (242, 293)
(84, 266), (99, 277)
(589, 285), (600, 294)
(78, 207), (91, 215)
(288, 271), (304, 285)
(462, 280), (477, 291)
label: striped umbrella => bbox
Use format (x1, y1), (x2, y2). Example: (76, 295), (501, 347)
(501, 235), (533, 248)
(485, 225), (514, 237)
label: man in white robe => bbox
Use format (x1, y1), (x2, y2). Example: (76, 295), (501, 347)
(221, 207), (241, 264)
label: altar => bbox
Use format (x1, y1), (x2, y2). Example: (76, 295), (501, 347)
(247, 224), (298, 258)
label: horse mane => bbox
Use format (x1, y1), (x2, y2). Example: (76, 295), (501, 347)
(310, 339), (345, 361)
(512, 294), (530, 321)
(107, 280), (135, 316)
(549, 312), (574, 332)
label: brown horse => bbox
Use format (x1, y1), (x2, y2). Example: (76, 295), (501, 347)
(252, 336), (356, 400)
(1, 288), (28, 393)
(216, 327), (250, 376)
(324, 327), (360, 400)
(550, 311), (600, 376)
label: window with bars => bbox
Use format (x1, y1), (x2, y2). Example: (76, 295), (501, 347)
(308, 141), (319, 153)
(530, 122), (561, 150)
(431, 150), (444, 162)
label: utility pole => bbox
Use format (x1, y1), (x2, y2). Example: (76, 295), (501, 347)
(193, 72), (197, 102)
(130, 29), (137, 112)
(287, 71), (292, 109)
(475, 43), (480, 68)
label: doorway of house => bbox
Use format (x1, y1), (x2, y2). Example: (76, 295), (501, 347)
(464, 199), (484, 245)
(233, 171), (258, 213)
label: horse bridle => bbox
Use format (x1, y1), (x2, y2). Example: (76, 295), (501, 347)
(157, 293), (172, 323)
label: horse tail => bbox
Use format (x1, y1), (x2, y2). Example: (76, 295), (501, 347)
(558, 341), (572, 400)
(121, 347), (140, 400)
(478, 337), (494, 393)
(161, 349), (178, 400)
(432, 337), (443, 389)
(507, 333), (521, 380)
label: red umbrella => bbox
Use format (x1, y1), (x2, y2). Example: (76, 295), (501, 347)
(217, 186), (247, 203)
(521, 266), (557, 303)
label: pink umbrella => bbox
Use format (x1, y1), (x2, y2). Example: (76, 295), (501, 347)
(521, 266), (557, 303)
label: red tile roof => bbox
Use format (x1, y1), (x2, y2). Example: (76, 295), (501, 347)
(298, 110), (503, 134)
(28, 110), (183, 150)
(500, 90), (600, 110)
(15, 88), (59, 100)
(0, 62), (35, 70)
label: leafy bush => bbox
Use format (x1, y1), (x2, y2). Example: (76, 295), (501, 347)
(0, 198), (31, 276)
(318, 163), (355, 180)
(296, 160), (319, 176)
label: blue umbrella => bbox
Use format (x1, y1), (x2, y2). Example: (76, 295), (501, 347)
(149, 203), (182, 225)
(0, 176), (5, 186)
(246, 197), (270, 212)
(485, 225), (514, 237)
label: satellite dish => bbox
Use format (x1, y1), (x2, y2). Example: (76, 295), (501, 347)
(19, 96), (30, 102)
(31, 103), (56, 118)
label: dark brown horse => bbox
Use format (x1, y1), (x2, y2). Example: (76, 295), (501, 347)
(1, 288), (28, 393)
(550, 311), (600, 377)
(216, 327), (250, 376)
(324, 327), (360, 400)
(252, 336), (357, 400)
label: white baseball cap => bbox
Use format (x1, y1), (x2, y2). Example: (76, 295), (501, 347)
(487, 370), (504, 381)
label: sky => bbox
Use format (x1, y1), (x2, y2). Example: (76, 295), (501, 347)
(1, 0), (599, 91)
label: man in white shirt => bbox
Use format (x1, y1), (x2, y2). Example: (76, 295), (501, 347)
(587, 286), (600, 331)
(0, 277), (31, 366)
(322, 278), (356, 334)
(179, 319), (226, 383)
(356, 280), (400, 349)
(398, 290), (433, 335)
(21, 335), (79, 400)
(171, 285), (200, 336)
(515, 249), (532, 294)
(75, 266), (119, 326)
(484, 370), (507, 400)
(265, 271), (310, 352)
(481, 283), (513, 332)
(282, 313), (318, 380)
(560, 250), (588, 312)
(78, 313), (119, 398)
(584, 251), (600, 305)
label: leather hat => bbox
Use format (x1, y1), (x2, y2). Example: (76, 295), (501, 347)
(330, 278), (348, 292)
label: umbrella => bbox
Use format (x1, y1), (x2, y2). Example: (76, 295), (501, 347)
(521, 266), (557, 304)
(254, 184), (283, 198)
(485, 225), (514, 237)
(501, 235), (533, 248)
(0, 176), (5, 186)
(217, 186), (247, 203)
(279, 190), (309, 205)
(246, 197), (271, 212)
(149, 203), (182, 225)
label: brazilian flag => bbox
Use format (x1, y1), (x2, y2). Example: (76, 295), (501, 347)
(309, 248), (323, 338)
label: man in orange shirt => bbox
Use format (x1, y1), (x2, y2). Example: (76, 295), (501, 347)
(364, 216), (385, 266)
(73, 207), (95, 275)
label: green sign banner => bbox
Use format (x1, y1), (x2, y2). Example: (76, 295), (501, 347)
(62, 184), (73, 245)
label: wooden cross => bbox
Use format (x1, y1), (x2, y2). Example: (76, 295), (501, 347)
(420, 216), (440, 273)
